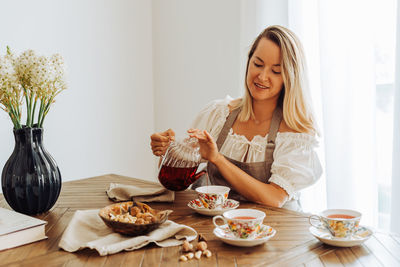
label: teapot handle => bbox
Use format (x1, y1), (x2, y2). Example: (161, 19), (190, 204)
(194, 170), (207, 179)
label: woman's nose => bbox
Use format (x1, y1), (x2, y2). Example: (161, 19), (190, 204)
(258, 68), (270, 82)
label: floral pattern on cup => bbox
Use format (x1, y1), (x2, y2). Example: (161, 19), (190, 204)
(213, 209), (266, 239)
(198, 192), (225, 209)
(227, 219), (261, 239)
(309, 209), (362, 238)
(323, 218), (360, 238)
(189, 199), (239, 209)
(220, 224), (274, 240)
(195, 186), (230, 210)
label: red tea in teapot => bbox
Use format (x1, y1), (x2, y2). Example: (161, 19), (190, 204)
(157, 137), (204, 191)
(158, 165), (199, 191)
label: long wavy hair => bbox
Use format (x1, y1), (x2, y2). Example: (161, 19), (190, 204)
(232, 25), (318, 135)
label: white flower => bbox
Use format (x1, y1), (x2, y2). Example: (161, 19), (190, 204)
(0, 47), (67, 128)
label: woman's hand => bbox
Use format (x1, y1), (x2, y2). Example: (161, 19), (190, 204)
(150, 129), (175, 156)
(188, 128), (221, 163)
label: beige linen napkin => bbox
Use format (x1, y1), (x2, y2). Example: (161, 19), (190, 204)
(59, 209), (197, 256)
(106, 181), (175, 202)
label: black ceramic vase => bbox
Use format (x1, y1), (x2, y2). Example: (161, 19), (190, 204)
(1, 127), (62, 215)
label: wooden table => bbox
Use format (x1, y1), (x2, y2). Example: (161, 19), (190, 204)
(1, 174), (399, 267)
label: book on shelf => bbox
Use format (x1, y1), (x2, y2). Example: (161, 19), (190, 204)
(0, 207), (47, 251)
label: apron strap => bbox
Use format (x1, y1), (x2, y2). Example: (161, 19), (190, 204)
(265, 106), (283, 162)
(216, 107), (241, 150)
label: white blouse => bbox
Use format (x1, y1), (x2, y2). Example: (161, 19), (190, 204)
(190, 96), (323, 203)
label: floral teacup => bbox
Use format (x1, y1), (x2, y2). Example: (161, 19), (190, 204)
(195, 185), (230, 210)
(309, 209), (361, 238)
(213, 209), (265, 239)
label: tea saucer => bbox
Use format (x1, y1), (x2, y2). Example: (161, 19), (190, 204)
(309, 225), (373, 247)
(214, 224), (276, 247)
(187, 199), (239, 216)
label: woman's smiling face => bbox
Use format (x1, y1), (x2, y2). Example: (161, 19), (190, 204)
(246, 38), (284, 103)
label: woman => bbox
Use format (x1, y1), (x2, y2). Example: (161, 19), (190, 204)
(150, 25), (322, 211)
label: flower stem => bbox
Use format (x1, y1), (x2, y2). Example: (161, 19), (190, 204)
(23, 86), (31, 126)
(7, 103), (21, 129)
(38, 99), (45, 128)
(28, 93), (34, 126)
(31, 96), (37, 127)
(39, 96), (54, 128)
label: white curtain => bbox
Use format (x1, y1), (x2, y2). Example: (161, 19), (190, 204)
(287, 0), (327, 214)
(288, 0), (379, 226)
(391, 0), (400, 235)
(242, 0), (398, 229)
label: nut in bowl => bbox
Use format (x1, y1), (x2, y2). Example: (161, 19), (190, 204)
(99, 201), (173, 236)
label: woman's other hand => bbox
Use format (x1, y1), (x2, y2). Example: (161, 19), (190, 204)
(150, 129), (175, 156)
(188, 129), (221, 163)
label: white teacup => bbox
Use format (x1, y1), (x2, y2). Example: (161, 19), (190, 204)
(213, 209), (265, 239)
(195, 185), (230, 210)
(309, 209), (362, 238)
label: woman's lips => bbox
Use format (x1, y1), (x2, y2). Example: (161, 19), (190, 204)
(255, 82), (269, 89)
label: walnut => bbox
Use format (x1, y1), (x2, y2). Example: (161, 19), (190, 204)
(136, 218), (145, 224)
(130, 206), (141, 216)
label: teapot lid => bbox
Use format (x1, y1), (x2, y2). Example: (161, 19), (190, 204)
(162, 137), (201, 168)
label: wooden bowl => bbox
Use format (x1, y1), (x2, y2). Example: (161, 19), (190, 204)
(99, 201), (172, 236)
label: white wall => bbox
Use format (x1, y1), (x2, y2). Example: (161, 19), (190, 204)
(0, 0), (156, 191)
(152, 0), (242, 137)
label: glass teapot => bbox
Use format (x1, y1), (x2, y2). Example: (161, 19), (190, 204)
(158, 137), (206, 191)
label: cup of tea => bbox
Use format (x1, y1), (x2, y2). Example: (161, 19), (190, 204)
(213, 209), (265, 239)
(309, 209), (362, 238)
(195, 185), (230, 210)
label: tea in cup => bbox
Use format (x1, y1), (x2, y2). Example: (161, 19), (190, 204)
(213, 209), (265, 239)
(195, 185), (230, 210)
(309, 209), (361, 238)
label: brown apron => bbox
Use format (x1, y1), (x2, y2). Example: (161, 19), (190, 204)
(192, 106), (282, 201)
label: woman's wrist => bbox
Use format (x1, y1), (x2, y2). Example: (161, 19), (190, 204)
(210, 152), (224, 166)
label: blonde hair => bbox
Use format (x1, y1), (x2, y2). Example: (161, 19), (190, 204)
(233, 25), (318, 136)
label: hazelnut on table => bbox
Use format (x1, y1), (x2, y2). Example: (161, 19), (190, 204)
(194, 250), (202, 259)
(196, 241), (207, 251)
(182, 240), (193, 252)
(203, 250), (212, 258)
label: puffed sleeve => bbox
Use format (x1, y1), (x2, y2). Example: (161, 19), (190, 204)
(190, 96), (232, 140)
(268, 133), (323, 200)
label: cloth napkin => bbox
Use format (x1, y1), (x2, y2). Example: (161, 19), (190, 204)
(59, 209), (197, 256)
(106, 181), (175, 202)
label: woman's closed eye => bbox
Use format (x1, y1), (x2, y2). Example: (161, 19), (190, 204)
(253, 61), (281, 74)
(272, 66), (281, 74)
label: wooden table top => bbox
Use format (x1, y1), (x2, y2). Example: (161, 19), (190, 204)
(1, 174), (399, 267)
